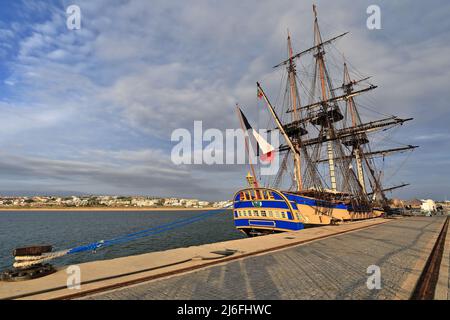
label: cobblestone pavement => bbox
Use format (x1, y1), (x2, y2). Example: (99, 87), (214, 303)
(84, 217), (445, 300)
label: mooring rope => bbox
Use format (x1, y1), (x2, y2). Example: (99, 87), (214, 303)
(13, 205), (232, 269)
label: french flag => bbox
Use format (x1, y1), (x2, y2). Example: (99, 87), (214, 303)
(238, 108), (275, 163)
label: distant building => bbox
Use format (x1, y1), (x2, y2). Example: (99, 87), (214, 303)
(0, 195), (224, 209)
(420, 199), (436, 213)
(164, 198), (181, 206)
(212, 200), (232, 208)
(131, 198), (159, 207)
(404, 199), (422, 209)
(184, 199), (199, 207)
(390, 198), (404, 208)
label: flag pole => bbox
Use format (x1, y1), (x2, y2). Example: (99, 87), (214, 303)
(236, 104), (259, 189)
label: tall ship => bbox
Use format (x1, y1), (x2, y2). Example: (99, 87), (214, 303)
(233, 5), (417, 236)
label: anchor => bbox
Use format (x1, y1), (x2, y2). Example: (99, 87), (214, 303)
(0, 245), (57, 282)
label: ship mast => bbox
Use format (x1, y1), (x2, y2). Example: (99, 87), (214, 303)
(236, 105), (259, 189)
(343, 60), (366, 193)
(313, 4), (337, 192)
(256, 82), (303, 192)
(266, 4), (417, 205)
(287, 31), (303, 191)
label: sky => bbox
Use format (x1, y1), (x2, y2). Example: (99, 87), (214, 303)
(0, 0), (449, 201)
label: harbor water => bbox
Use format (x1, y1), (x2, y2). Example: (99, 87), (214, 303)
(0, 209), (244, 270)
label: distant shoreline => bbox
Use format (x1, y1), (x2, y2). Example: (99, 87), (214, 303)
(0, 206), (225, 212)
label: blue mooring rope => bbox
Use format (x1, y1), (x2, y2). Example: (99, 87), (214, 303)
(66, 207), (230, 255)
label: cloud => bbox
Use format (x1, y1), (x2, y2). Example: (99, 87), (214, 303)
(413, 133), (450, 141)
(0, 149), (228, 198)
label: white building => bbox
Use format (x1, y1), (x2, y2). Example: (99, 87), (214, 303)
(198, 201), (210, 207)
(420, 199), (436, 213)
(213, 200), (233, 208)
(184, 199), (199, 207)
(164, 198), (181, 206)
(131, 198), (159, 207)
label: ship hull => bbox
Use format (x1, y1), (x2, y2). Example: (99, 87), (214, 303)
(233, 187), (383, 235)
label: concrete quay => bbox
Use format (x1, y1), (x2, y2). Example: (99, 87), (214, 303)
(0, 216), (448, 300)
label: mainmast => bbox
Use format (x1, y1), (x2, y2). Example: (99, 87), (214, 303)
(312, 4), (338, 192)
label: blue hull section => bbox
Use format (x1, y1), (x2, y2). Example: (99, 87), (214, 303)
(233, 187), (374, 236)
(233, 187), (351, 235)
(234, 218), (304, 231)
